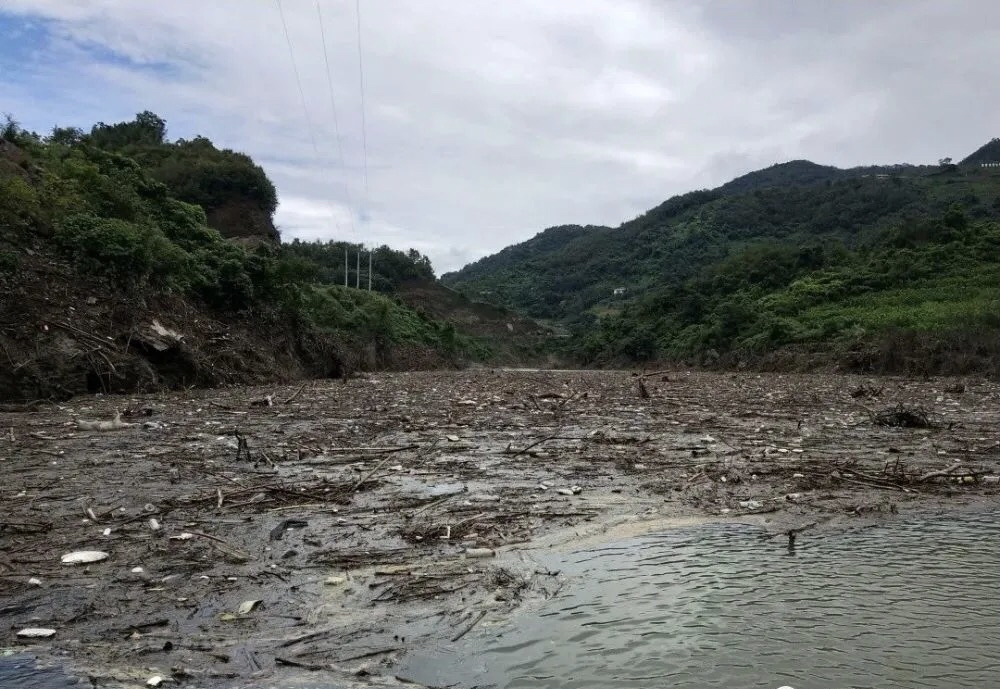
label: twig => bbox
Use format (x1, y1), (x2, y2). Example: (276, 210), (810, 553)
(275, 657), (324, 671)
(508, 434), (560, 457)
(408, 493), (457, 518)
(334, 647), (399, 663)
(353, 454), (396, 491)
(835, 472), (913, 493)
(323, 445), (418, 454)
(283, 382), (308, 405)
(186, 530), (249, 560)
(451, 610), (487, 642)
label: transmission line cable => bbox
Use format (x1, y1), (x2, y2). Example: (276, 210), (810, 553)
(316, 0), (358, 240)
(275, 0), (321, 158)
(355, 0), (370, 197)
(275, 0), (358, 284)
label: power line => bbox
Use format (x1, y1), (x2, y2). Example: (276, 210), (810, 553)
(355, 0), (370, 197)
(275, 0), (321, 158)
(316, 0), (357, 240)
(276, 0), (360, 286)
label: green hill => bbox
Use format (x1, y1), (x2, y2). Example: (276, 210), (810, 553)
(444, 143), (1000, 374)
(961, 138), (1000, 166)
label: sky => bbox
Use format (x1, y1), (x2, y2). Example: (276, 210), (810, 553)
(1, 1), (998, 273)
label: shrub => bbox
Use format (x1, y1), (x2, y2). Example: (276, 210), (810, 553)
(53, 213), (183, 286)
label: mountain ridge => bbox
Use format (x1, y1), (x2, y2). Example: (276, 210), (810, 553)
(443, 140), (1000, 374)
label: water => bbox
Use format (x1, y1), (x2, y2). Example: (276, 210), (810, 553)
(398, 510), (1000, 689)
(0, 655), (80, 688)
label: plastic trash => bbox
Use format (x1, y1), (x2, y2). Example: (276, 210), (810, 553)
(738, 499), (763, 510)
(17, 628), (56, 638)
(465, 547), (495, 558)
(238, 600), (261, 615)
(61, 550), (109, 565)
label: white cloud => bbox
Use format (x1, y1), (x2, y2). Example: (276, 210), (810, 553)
(1, 0), (997, 272)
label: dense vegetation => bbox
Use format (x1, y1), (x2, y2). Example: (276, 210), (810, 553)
(445, 143), (1000, 372)
(0, 112), (478, 370)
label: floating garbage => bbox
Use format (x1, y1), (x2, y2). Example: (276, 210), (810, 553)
(446, 435), (461, 442)
(131, 566), (145, 574)
(238, 600), (261, 615)
(169, 532), (194, 541)
(76, 411), (128, 431)
(738, 499), (763, 510)
(17, 627), (56, 639)
(465, 547), (495, 558)
(61, 550), (109, 565)
(147, 675), (164, 687)
(324, 575), (347, 586)
(27, 577), (42, 586)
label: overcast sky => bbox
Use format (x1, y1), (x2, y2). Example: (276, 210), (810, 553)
(2, 1), (997, 272)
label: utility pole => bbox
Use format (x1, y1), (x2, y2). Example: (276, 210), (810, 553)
(344, 246), (348, 287)
(367, 250), (372, 291)
(355, 247), (360, 289)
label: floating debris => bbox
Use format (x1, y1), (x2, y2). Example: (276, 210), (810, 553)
(17, 627), (56, 639)
(76, 411), (128, 432)
(238, 600), (262, 615)
(61, 550), (109, 565)
(465, 547), (495, 558)
(872, 404), (932, 428)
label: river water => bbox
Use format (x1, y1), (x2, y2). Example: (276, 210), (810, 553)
(397, 509), (1000, 689)
(6, 509), (998, 689)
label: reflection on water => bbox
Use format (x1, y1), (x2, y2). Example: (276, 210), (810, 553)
(398, 510), (1000, 689)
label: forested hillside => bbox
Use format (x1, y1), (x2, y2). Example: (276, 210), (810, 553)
(0, 113), (495, 401)
(444, 144), (1000, 374)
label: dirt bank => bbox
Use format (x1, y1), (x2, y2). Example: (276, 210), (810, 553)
(0, 250), (461, 405)
(2, 370), (998, 687)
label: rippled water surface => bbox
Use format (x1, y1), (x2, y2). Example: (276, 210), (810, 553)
(398, 510), (1000, 689)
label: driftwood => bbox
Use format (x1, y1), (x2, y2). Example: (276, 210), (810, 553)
(918, 462), (964, 481)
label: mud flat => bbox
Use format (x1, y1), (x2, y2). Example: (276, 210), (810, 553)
(2, 370), (998, 687)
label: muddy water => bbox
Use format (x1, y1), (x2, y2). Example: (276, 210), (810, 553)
(0, 655), (81, 688)
(398, 509), (1000, 689)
